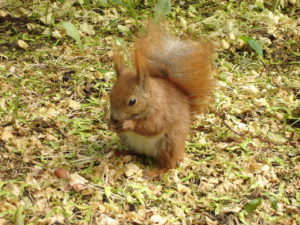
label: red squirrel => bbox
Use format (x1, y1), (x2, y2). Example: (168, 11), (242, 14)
(109, 25), (215, 178)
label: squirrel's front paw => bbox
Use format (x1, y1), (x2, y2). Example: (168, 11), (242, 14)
(109, 121), (123, 133)
(122, 120), (136, 131)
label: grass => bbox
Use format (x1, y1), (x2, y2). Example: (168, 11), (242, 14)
(0, 0), (299, 224)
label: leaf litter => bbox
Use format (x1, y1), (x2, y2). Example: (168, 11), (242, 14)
(0, 0), (299, 224)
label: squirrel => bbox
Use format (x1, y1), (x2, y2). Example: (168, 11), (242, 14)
(109, 24), (215, 178)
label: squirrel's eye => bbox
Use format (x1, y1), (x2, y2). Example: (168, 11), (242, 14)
(128, 98), (136, 106)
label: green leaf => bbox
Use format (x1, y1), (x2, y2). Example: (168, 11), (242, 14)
(244, 198), (262, 214)
(296, 192), (300, 201)
(180, 171), (195, 182)
(153, 0), (172, 20)
(239, 36), (263, 57)
(270, 197), (278, 211)
(278, 183), (285, 198)
(240, 138), (253, 151)
(104, 186), (112, 202)
(14, 206), (24, 225)
(134, 191), (145, 205)
(238, 211), (251, 225)
(255, 0), (264, 9)
(0, 64), (6, 71)
(60, 21), (82, 47)
(268, 157), (285, 166)
(248, 39), (263, 57)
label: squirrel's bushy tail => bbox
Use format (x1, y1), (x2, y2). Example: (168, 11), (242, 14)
(134, 25), (215, 114)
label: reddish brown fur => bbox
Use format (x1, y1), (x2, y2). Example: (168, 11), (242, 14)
(109, 24), (214, 178)
(135, 25), (215, 113)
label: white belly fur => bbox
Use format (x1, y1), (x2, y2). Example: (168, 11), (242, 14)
(120, 132), (163, 158)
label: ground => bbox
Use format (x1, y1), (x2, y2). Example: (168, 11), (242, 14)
(0, 0), (299, 225)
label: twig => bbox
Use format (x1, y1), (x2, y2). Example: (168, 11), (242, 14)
(0, 121), (14, 127)
(221, 119), (243, 137)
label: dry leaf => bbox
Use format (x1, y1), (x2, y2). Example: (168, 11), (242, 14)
(96, 214), (119, 225)
(68, 99), (81, 110)
(149, 214), (167, 225)
(254, 98), (269, 107)
(221, 39), (230, 49)
(26, 23), (37, 31)
(205, 216), (218, 225)
(104, 203), (120, 213)
(72, 183), (87, 192)
(126, 212), (142, 221)
(1, 127), (14, 141)
(38, 214), (65, 225)
(124, 163), (140, 177)
(40, 13), (53, 25)
(222, 205), (242, 213)
(177, 184), (191, 193)
(17, 40), (29, 49)
(241, 85), (259, 96)
(52, 30), (62, 39)
(0, 218), (9, 225)
(0, 10), (7, 17)
(70, 173), (88, 185)
(174, 206), (185, 218)
(80, 22), (96, 36)
(70, 173), (88, 191)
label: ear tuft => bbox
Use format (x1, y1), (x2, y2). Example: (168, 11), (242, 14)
(134, 46), (149, 89)
(113, 49), (125, 77)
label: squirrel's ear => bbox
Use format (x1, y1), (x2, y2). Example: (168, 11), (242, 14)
(113, 50), (125, 77)
(136, 67), (149, 90)
(134, 48), (149, 89)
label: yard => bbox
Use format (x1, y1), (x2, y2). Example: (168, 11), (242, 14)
(0, 0), (299, 224)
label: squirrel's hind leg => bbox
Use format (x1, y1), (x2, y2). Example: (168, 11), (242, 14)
(144, 131), (186, 179)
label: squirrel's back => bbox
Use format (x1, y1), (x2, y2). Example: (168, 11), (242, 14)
(134, 25), (215, 113)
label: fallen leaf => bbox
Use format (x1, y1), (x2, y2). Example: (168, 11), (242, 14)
(149, 214), (167, 225)
(96, 214), (119, 225)
(0, 10), (7, 17)
(72, 183), (87, 192)
(1, 126), (14, 141)
(244, 198), (262, 214)
(0, 218), (9, 224)
(222, 205), (242, 213)
(126, 211), (142, 221)
(60, 21), (82, 47)
(14, 206), (24, 225)
(174, 206), (185, 218)
(221, 39), (230, 49)
(253, 98), (269, 107)
(124, 163), (140, 177)
(68, 99), (81, 110)
(104, 203), (120, 213)
(0, 64), (6, 71)
(117, 25), (130, 35)
(70, 173), (88, 185)
(52, 30), (62, 39)
(40, 13), (53, 25)
(70, 173), (88, 191)
(80, 22), (96, 36)
(205, 216), (218, 225)
(241, 85), (259, 96)
(177, 184), (190, 193)
(17, 40), (29, 49)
